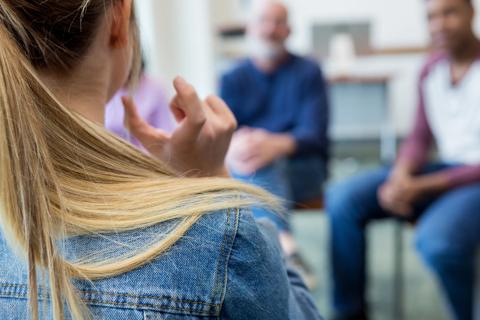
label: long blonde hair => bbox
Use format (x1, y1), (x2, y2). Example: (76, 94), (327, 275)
(0, 1), (276, 319)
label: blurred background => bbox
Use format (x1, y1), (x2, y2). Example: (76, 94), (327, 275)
(132, 1), (480, 319)
(133, 0), (479, 152)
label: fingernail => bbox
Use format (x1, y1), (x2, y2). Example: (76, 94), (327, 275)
(174, 76), (188, 88)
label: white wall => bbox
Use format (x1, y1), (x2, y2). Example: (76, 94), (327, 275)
(283, 0), (427, 53)
(135, 0), (216, 97)
(217, 0), (480, 52)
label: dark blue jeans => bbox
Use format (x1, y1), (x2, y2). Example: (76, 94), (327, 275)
(326, 164), (480, 319)
(232, 156), (326, 232)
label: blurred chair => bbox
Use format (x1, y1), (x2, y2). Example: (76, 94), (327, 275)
(294, 197), (324, 211)
(393, 224), (480, 320)
(392, 221), (407, 320)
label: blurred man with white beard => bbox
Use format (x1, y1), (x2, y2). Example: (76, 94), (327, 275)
(220, 0), (329, 288)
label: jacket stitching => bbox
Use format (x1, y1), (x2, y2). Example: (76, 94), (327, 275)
(0, 283), (219, 307)
(217, 207), (241, 320)
(0, 291), (218, 316)
(209, 208), (231, 303)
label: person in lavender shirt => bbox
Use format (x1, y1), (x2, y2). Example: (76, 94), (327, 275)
(327, 0), (480, 319)
(106, 67), (175, 147)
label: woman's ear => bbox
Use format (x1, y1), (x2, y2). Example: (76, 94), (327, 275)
(110, 0), (133, 48)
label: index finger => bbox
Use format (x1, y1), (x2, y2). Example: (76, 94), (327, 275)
(173, 77), (206, 128)
(170, 77), (207, 142)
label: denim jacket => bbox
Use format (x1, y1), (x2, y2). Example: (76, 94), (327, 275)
(0, 208), (322, 319)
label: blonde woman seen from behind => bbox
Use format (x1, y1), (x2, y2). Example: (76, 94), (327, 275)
(0, 0), (322, 319)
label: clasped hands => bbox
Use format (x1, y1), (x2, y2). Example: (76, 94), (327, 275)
(378, 167), (428, 217)
(226, 127), (295, 175)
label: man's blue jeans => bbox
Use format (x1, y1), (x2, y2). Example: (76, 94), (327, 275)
(232, 156), (326, 232)
(326, 164), (480, 319)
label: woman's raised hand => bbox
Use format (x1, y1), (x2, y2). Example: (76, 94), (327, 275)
(122, 77), (237, 177)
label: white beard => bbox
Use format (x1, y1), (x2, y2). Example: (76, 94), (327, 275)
(248, 37), (285, 61)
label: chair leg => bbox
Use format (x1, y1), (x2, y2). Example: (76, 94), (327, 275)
(475, 252), (480, 320)
(392, 222), (404, 320)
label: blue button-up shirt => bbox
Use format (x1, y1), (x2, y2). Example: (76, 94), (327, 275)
(220, 54), (329, 159)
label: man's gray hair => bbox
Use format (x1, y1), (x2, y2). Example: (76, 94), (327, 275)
(248, 0), (290, 23)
